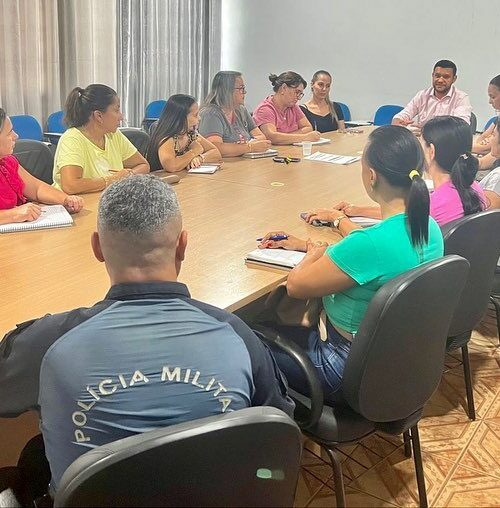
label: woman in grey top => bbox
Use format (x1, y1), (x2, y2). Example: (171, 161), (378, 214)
(199, 71), (271, 157)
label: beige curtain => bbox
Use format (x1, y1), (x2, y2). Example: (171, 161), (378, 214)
(0, 0), (117, 127)
(57, 0), (117, 95)
(118, 0), (222, 126)
(0, 0), (61, 122)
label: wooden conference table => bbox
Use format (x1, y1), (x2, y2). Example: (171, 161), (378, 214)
(0, 127), (375, 466)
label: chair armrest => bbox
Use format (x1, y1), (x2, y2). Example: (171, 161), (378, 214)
(253, 324), (324, 430)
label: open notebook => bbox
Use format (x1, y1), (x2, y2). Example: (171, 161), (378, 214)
(0, 205), (73, 234)
(245, 248), (306, 269)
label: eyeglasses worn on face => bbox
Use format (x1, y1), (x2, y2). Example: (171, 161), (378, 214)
(234, 86), (247, 93)
(289, 86), (304, 99)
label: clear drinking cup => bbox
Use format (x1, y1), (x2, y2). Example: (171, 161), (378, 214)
(302, 141), (312, 156)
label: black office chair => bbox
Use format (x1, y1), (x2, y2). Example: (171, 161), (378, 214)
(470, 112), (477, 134)
(442, 210), (500, 420)
(12, 139), (54, 184)
(490, 266), (500, 345)
(54, 407), (302, 507)
(120, 128), (150, 157)
(255, 256), (469, 508)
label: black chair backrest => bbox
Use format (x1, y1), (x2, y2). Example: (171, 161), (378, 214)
(342, 256), (469, 422)
(120, 128), (150, 157)
(470, 112), (477, 134)
(54, 407), (302, 508)
(442, 209), (500, 336)
(12, 139), (54, 184)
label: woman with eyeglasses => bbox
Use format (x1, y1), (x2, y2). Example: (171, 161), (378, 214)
(300, 70), (346, 133)
(198, 71), (271, 157)
(253, 71), (321, 145)
(146, 94), (221, 172)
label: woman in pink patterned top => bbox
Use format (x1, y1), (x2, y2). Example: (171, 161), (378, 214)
(0, 108), (84, 225)
(252, 71), (321, 145)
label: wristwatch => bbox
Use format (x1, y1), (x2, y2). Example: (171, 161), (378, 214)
(333, 215), (348, 228)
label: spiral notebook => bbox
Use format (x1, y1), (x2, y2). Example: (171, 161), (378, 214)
(245, 248), (306, 270)
(0, 205), (73, 234)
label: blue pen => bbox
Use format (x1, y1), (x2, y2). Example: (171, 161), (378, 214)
(256, 235), (289, 241)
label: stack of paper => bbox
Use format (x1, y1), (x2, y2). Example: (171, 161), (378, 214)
(188, 164), (220, 174)
(245, 248), (306, 269)
(293, 138), (331, 146)
(242, 148), (279, 159)
(305, 152), (361, 165)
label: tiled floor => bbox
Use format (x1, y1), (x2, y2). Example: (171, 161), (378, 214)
(295, 304), (500, 507)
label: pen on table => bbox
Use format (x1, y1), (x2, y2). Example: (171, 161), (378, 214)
(256, 235), (289, 241)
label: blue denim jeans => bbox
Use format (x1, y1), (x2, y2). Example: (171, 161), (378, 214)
(268, 321), (352, 405)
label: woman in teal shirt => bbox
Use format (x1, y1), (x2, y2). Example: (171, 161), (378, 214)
(258, 126), (444, 403)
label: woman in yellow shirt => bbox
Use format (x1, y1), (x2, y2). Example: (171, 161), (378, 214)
(53, 84), (149, 194)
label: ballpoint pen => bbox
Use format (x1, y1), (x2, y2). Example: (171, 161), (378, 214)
(256, 235), (289, 241)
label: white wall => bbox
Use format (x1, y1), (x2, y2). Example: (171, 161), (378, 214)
(221, 0), (500, 129)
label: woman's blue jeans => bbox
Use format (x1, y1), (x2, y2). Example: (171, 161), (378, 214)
(268, 321), (352, 405)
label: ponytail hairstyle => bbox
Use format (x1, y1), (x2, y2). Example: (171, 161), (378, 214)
(0, 108), (6, 131)
(365, 125), (429, 247)
(311, 70), (339, 124)
(204, 71), (242, 111)
(422, 116), (482, 216)
(145, 94), (197, 170)
(268, 71), (307, 93)
(64, 84), (118, 128)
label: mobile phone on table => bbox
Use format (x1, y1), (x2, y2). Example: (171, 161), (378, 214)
(300, 212), (332, 227)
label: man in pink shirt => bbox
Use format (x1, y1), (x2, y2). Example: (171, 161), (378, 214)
(393, 60), (472, 129)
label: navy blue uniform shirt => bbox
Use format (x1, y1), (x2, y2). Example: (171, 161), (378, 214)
(0, 281), (294, 489)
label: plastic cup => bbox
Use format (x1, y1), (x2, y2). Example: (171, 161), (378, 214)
(302, 141), (312, 156)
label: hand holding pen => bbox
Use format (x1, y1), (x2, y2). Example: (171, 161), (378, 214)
(257, 231), (308, 252)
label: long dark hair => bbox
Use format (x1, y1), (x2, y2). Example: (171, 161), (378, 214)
(146, 94), (197, 171)
(422, 116), (482, 216)
(64, 84), (118, 128)
(365, 125), (429, 247)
